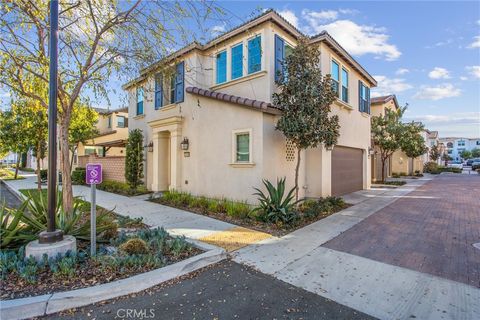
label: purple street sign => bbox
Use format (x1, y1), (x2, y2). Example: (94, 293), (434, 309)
(86, 163), (102, 185)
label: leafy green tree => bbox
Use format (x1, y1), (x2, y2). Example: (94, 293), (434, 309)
(69, 106), (99, 170)
(442, 153), (452, 166)
(371, 107), (406, 182)
(0, 103), (37, 179)
(0, 0), (222, 212)
(273, 37), (339, 200)
(429, 144), (441, 162)
(460, 150), (472, 160)
(471, 148), (480, 158)
(400, 122), (428, 174)
(125, 129), (144, 190)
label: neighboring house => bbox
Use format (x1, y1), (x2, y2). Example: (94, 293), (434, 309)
(439, 137), (480, 161)
(370, 95), (433, 179)
(76, 107), (129, 182)
(0, 152), (19, 166)
(123, 10), (376, 202)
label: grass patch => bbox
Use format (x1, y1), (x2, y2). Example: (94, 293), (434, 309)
(0, 168), (24, 180)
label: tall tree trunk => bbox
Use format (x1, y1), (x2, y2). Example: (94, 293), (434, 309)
(381, 155), (386, 183)
(59, 122), (73, 214)
(36, 142), (42, 190)
(70, 146), (76, 173)
(14, 155), (20, 179)
(294, 148), (301, 201)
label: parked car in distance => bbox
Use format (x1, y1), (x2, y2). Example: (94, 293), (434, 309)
(466, 158), (480, 166)
(447, 161), (463, 169)
(472, 161), (480, 170)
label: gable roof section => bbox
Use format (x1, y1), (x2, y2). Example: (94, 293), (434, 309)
(371, 94), (399, 109)
(186, 86), (280, 115)
(123, 9), (376, 89)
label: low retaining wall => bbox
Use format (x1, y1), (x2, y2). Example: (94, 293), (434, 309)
(78, 155), (126, 182)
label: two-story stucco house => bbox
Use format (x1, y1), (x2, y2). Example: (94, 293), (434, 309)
(123, 10), (376, 202)
(440, 137), (480, 161)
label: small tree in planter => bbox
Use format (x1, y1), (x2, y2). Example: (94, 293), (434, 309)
(400, 122), (428, 174)
(125, 129), (144, 190)
(273, 37), (339, 200)
(371, 107), (406, 183)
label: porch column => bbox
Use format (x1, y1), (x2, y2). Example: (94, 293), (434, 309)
(320, 147), (332, 197)
(169, 129), (182, 190)
(151, 131), (169, 191)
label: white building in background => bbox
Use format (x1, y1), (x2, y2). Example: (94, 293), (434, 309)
(439, 137), (480, 160)
(0, 152), (19, 165)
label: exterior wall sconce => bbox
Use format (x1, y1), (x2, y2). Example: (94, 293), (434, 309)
(146, 141), (153, 152)
(368, 147), (375, 156)
(180, 137), (189, 150)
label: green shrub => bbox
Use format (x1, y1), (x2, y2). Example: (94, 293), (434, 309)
(119, 238), (149, 255)
(384, 180), (407, 186)
(71, 167), (86, 185)
(299, 197), (345, 219)
(252, 178), (298, 225)
(391, 172), (400, 178)
(40, 169), (48, 181)
(225, 201), (251, 219)
(97, 180), (149, 196)
(399, 172), (407, 176)
(423, 161), (439, 174)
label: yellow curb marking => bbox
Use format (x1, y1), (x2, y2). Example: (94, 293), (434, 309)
(199, 226), (273, 252)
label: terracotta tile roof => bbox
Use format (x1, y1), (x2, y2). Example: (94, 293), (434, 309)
(371, 95), (395, 104)
(186, 87), (280, 114)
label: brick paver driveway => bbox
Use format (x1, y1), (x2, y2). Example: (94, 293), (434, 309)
(324, 174), (480, 288)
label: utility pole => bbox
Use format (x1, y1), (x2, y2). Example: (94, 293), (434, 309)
(39, 0), (63, 244)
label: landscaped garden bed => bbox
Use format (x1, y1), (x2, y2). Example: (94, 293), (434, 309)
(150, 179), (350, 237)
(0, 168), (24, 180)
(0, 190), (200, 300)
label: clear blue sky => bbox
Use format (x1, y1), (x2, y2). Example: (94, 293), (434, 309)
(2, 1), (478, 138)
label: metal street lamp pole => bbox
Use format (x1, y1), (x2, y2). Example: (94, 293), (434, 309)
(39, 0), (63, 244)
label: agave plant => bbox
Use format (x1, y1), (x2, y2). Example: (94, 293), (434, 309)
(0, 201), (36, 249)
(252, 178), (299, 225)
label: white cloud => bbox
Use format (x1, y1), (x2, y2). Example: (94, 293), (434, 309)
(477, 20), (480, 26)
(211, 24), (226, 36)
(302, 9), (339, 24)
(466, 65), (480, 78)
(460, 76), (468, 81)
(428, 67), (450, 79)
(371, 75), (413, 97)
(395, 68), (410, 75)
(404, 112), (480, 138)
(304, 17), (401, 60)
(468, 35), (480, 48)
(413, 84), (461, 100)
(278, 9), (299, 28)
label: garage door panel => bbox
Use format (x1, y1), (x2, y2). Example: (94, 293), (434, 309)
(332, 146), (363, 196)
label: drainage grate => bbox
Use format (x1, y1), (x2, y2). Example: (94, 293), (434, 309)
(473, 243), (480, 250)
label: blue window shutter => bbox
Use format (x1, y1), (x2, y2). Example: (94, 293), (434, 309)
(216, 51), (227, 83)
(155, 74), (163, 110)
(248, 36), (261, 74)
(231, 44), (243, 80)
(175, 62), (184, 103)
(366, 86), (371, 114)
(274, 35), (285, 82)
(358, 80), (362, 112)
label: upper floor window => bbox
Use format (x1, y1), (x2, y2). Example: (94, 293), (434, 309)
(216, 50), (227, 84)
(136, 87), (144, 115)
(447, 142), (453, 148)
(117, 116), (126, 128)
(476, 141), (480, 145)
(341, 68), (349, 103)
(274, 35), (294, 83)
(248, 35), (261, 74)
(107, 115), (112, 128)
(170, 76), (176, 104)
(155, 73), (163, 110)
(331, 60), (340, 95)
(358, 81), (370, 114)
(231, 44), (243, 80)
(174, 61), (185, 103)
(458, 140), (465, 146)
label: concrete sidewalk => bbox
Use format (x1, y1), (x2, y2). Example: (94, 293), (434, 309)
(3, 174), (234, 241)
(233, 175), (480, 320)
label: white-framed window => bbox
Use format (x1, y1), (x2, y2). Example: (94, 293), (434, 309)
(232, 129), (252, 164)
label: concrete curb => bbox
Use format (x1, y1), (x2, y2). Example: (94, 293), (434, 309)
(0, 244), (226, 320)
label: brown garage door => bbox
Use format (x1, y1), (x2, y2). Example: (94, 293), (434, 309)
(332, 146), (363, 196)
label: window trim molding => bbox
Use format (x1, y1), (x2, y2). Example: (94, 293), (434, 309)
(231, 128), (254, 165)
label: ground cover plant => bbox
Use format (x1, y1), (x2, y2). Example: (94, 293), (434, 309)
(151, 178), (349, 236)
(384, 181), (407, 186)
(0, 168), (24, 180)
(0, 191), (198, 300)
(97, 180), (150, 197)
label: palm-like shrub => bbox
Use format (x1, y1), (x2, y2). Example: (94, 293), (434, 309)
(252, 178), (298, 224)
(0, 202), (35, 249)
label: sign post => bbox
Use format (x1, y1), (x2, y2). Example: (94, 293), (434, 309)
(86, 164), (102, 256)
